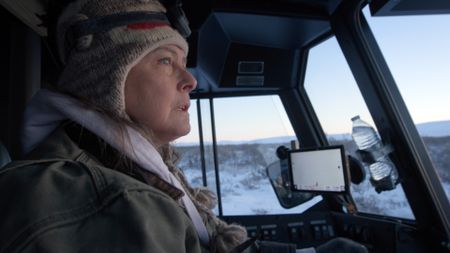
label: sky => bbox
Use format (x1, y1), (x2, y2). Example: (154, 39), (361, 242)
(176, 8), (450, 143)
(366, 9), (450, 124)
(303, 7), (450, 134)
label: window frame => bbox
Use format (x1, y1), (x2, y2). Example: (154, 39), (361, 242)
(322, 0), (450, 240)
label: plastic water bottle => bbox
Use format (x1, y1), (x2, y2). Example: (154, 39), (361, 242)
(351, 116), (398, 192)
(351, 116), (381, 150)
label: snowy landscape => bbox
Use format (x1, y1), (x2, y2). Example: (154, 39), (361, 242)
(174, 120), (450, 219)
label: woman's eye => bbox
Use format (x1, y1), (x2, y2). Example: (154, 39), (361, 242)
(159, 57), (172, 65)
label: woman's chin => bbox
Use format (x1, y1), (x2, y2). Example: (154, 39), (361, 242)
(177, 126), (191, 138)
(155, 127), (191, 145)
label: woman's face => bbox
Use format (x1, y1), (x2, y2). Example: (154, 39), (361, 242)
(125, 44), (197, 147)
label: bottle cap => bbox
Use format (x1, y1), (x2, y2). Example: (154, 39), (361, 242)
(351, 115), (360, 121)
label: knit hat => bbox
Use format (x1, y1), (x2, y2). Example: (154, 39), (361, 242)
(56, 0), (188, 119)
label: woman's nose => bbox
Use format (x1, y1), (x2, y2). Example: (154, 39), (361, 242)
(179, 69), (197, 93)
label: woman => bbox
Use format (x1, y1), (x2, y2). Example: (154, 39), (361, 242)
(0, 0), (367, 252)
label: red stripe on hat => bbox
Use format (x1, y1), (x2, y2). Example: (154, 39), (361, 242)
(127, 23), (168, 30)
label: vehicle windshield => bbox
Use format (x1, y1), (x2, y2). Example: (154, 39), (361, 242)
(304, 35), (415, 219)
(363, 7), (450, 201)
(174, 96), (322, 215)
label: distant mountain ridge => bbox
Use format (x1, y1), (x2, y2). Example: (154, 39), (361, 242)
(416, 120), (450, 137)
(242, 120), (450, 144)
(175, 120), (450, 146)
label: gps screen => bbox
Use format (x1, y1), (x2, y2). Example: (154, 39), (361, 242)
(289, 146), (347, 193)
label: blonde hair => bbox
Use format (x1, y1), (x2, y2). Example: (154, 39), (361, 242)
(159, 144), (248, 253)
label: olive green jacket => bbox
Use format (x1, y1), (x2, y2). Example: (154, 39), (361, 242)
(0, 127), (205, 253)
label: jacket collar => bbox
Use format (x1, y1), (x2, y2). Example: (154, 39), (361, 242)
(22, 90), (210, 245)
(26, 123), (185, 200)
(22, 89), (173, 184)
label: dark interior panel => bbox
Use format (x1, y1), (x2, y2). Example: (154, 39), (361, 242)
(220, 44), (300, 89)
(223, 211), (428, 253)
(370, 0), (450, 16)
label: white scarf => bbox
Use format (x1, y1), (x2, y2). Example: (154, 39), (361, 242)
(22, 89), (210, 246)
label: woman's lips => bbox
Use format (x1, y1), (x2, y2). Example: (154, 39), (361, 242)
(178, 103), (190, 112)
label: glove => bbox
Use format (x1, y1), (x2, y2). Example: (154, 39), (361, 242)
(316, 237), (368, 253)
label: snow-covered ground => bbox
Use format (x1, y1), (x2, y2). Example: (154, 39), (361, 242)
(182, 163), (422, 219)
(176, 132), (450, 218)
(351, 178), (415, 219)
(183, 166), (322, 215)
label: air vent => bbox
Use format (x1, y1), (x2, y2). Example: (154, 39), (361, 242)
(236, 76), (264, 86)
(238, 61), (264, 74)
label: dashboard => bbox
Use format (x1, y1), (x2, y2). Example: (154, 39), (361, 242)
(222, 211), (425, 253)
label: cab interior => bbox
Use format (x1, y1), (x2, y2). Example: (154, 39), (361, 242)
(1, 0), (449, 252)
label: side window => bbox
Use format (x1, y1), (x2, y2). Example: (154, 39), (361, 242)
(363, 8), (450, 200)
(304, 36), (415, 219)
